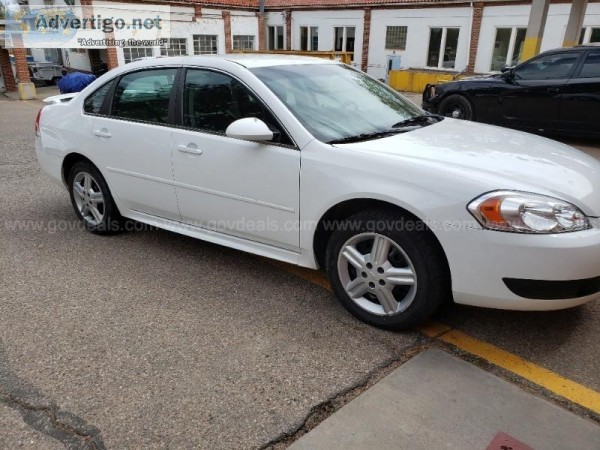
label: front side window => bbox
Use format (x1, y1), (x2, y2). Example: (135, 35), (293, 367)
(268, 26), (284, 50)
(111, 69), (177, 124)
(427, 27), (460, 69)
(182, 69), (291, 145)
(514, 53), (580, 81)
(84, 81), (113, 115)
(385, 26), (407, 51)
(161, 38), (187, 56)
(232, 35), (255, 51)
(490, 27), (526, 71)
(193, 35), (218, 55)
(252, 64), (422, 143)
(578, 52), (600, 78)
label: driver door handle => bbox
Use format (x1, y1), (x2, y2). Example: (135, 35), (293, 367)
(92, 129), (111, 138)
(177, 145), (203, 155)
(547, 87), (561, 93)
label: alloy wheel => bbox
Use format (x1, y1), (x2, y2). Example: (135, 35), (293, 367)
(72, 172), (105, 226)
(337, 232), (417, 316)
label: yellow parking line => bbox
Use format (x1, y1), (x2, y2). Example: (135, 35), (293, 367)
(269, 260), (600, 414)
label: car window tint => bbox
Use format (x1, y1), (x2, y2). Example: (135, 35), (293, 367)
(111, 69), (177, 124)
(578, 52), (600, 78)
(514, 53), (579, 80)
(84, 81), (113, 115)
(183, 69), (292, 145)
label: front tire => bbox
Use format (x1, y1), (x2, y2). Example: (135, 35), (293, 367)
(325, 209), (450, 330)
(439, 94), (474, 121)
(68, 161), (124, 234)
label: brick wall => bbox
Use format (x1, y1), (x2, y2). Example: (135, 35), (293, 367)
(361, 7), (371, 72)
(223, 11), (232, 52)
(466, 2), (484, 74)
(12, 48), (31, 84)
(106, 45), (119, 70)
(257, 12), (266, 51)
(0, 49), (17, 91)
(193, 5), (202, 21)
(285, 10), (292, 50)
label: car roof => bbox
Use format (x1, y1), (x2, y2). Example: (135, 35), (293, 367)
(129, 53), (340, 69)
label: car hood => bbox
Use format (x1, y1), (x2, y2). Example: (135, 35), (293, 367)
(335, 119), (600, 217)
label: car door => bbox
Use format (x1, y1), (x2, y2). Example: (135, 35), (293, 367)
(88, 67), (181, 220)
(171, 68), (300, 250)
(499, 51), (583, 130)
(559, 50), (600, 135)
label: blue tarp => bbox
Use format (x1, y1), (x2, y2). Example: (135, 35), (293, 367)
(58, 72), (96, 94)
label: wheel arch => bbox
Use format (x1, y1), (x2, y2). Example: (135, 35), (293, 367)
(311, 198), (451, 283)
(61, 152), (99, 186)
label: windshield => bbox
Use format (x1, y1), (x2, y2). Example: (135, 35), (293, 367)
(251, 64), (424, 143)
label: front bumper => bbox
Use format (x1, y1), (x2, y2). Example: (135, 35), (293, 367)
(440, 219), (600, 310)
(421, 101), (437, 114)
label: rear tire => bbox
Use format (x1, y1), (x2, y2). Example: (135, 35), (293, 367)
(68, 161), (124, 234)
(325, 209), (450, 330)
(439, 94), (474, 121)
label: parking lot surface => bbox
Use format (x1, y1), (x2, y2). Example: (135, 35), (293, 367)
(1, 94), (599, 448)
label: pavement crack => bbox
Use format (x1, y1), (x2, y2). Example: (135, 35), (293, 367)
(0, 339), (106, 450)
(260, 335), (436, 449)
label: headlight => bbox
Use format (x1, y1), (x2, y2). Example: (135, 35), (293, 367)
(468, 191), (591, 234)
(429, 85), (436, 97)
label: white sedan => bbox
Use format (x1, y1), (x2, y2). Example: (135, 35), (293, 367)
(36, 55), (600, 330)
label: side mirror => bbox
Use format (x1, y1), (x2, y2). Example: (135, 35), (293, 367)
(225, 118), (273, 142)
(500, 65), (511, 73)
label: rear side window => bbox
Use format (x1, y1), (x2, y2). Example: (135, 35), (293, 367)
(578, 52), (600, 78)
(83, 81), (113, 115)
(111, 68), (177, 124)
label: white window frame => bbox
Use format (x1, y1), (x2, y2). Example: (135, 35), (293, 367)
(299, 26), (319, 51)
(160, 38), (187, 57)
(123, 47), (155, 64)
(232, 35), (255, 51)
(268, 26), (284, 50)
(385, 26), (408, 51)
(489, 27), (527, 72)
(579, 27), (600, 44)
(334, 26), (355, 52)
(193, 35), (218, 55)
(426, 27), (460, 70)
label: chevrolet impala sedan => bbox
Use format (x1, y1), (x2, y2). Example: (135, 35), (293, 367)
(35, 55), (600, 330)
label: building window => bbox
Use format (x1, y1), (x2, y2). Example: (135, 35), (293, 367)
(490, 27), (526, 71)
(160, 38), (187, 57)
(268, 26), (284, 50)
(427, 27), (460, 69)
(385, 26), (407, 50)
(334, 27), (355, 61)
(193, 35), (218, 55)
(232, 35), (255, 51)
(123, 47), (154, 64)
(300, 26), (318, 51)
(579, 27), (600, 44)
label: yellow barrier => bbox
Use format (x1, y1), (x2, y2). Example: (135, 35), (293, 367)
(388, 70), (459, 93)
(241, 50), (354, 65)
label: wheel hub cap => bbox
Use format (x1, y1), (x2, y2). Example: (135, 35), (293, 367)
(337, 233), (417, 317)
(72, 172), (105, 226)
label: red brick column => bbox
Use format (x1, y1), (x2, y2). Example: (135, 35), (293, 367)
(12, 47), (30, 83)
(361, 7), (371, 72)
(106, 45), (119, 70)
(285, 10), (291, 50)
(223, 11), (232, 53)
(193, 5), (202, 21)
(0, 48), (17, 91)
(257, 13), (266, 51)
(466, 2), (484, 74)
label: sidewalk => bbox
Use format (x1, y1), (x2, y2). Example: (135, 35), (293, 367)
(290, 349), (600, 450)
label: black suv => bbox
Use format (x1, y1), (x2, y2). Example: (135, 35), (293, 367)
(422, 45), (600, 138)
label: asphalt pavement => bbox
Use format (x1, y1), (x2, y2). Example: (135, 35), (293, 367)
(0, 91), (599, 448)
